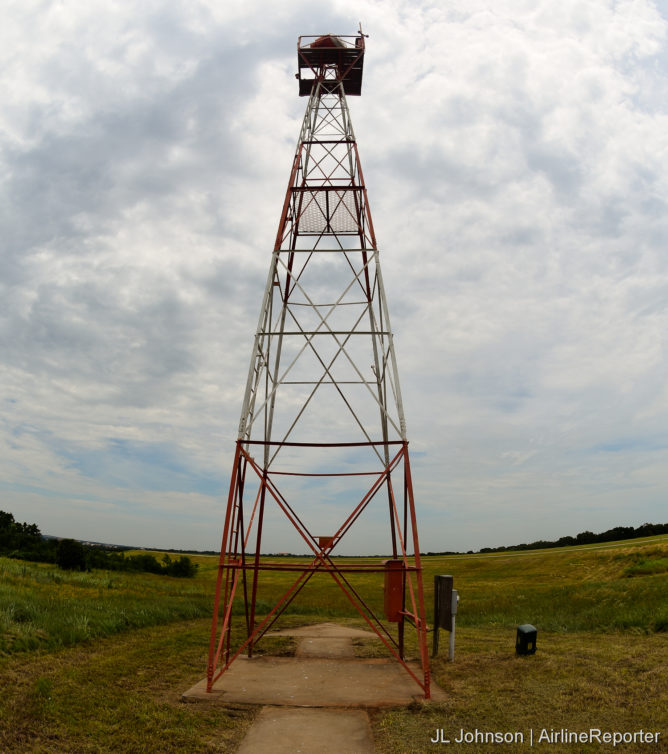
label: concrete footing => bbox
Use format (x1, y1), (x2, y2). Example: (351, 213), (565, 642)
(182, 623), (445, 753)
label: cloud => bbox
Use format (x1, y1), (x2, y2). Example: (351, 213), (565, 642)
(2, 0), (668, 552)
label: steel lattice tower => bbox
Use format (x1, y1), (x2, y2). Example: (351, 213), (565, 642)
(207, 32), (431, 698)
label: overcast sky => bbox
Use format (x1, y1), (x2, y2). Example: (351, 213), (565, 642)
(2, 0), (668, 554)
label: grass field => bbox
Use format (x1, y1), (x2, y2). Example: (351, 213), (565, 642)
(1, 536), (667, 752)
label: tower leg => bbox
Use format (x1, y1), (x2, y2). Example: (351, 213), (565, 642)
(207, 442), (242, 691)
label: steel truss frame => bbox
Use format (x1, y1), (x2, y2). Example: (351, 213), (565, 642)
(207, 37), (431, 698)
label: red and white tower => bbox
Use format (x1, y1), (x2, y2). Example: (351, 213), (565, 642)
(207, 32), (431, 698)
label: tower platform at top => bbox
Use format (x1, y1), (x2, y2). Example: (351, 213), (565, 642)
(297, 33), (365, 96)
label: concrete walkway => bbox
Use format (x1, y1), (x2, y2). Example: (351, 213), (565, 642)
(236, 708), (374, 754)
(182, 623), (444, 753)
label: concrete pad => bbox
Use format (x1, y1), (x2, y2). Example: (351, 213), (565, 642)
(267, 622), (381, 640)
(296, 637), (355, 658)
(182, 655), (446, 707)
(236, 707), (373, 754)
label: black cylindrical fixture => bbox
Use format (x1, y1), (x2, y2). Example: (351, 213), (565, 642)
(516, 624), (537, 655)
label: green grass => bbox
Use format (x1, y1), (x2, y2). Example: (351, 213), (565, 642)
(619, 546), (668, 578)
(0, 558), (211, 654)
(422, 546), (668, 634)
(3, 538), (666, 656)
(204, 538), (668, 636)
(1, 536), (667, 752)
(0, 619), (258, 753)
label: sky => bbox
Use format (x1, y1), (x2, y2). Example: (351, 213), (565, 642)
(2, 0), (668, 555)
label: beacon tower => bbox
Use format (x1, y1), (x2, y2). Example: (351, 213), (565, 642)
(207, 32), (430, 698)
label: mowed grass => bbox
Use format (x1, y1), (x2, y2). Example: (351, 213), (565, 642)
(372, 627), (668, 754)
(1, 536), (667, 752)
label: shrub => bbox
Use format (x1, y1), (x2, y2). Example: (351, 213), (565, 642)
(56, 539), (86, 571)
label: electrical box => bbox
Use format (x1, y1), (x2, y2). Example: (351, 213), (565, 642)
(434, 575), (454, 629)
(383, 559), (403, 622)
(432, 575), (459, 659)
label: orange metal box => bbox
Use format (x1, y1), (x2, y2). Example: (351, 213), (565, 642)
(383, 559), (403, 622)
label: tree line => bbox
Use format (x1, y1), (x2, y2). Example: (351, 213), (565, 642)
(421, 522), (668, 556)
(0, 510), (197, 577)
(475, 522), (668, 554)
